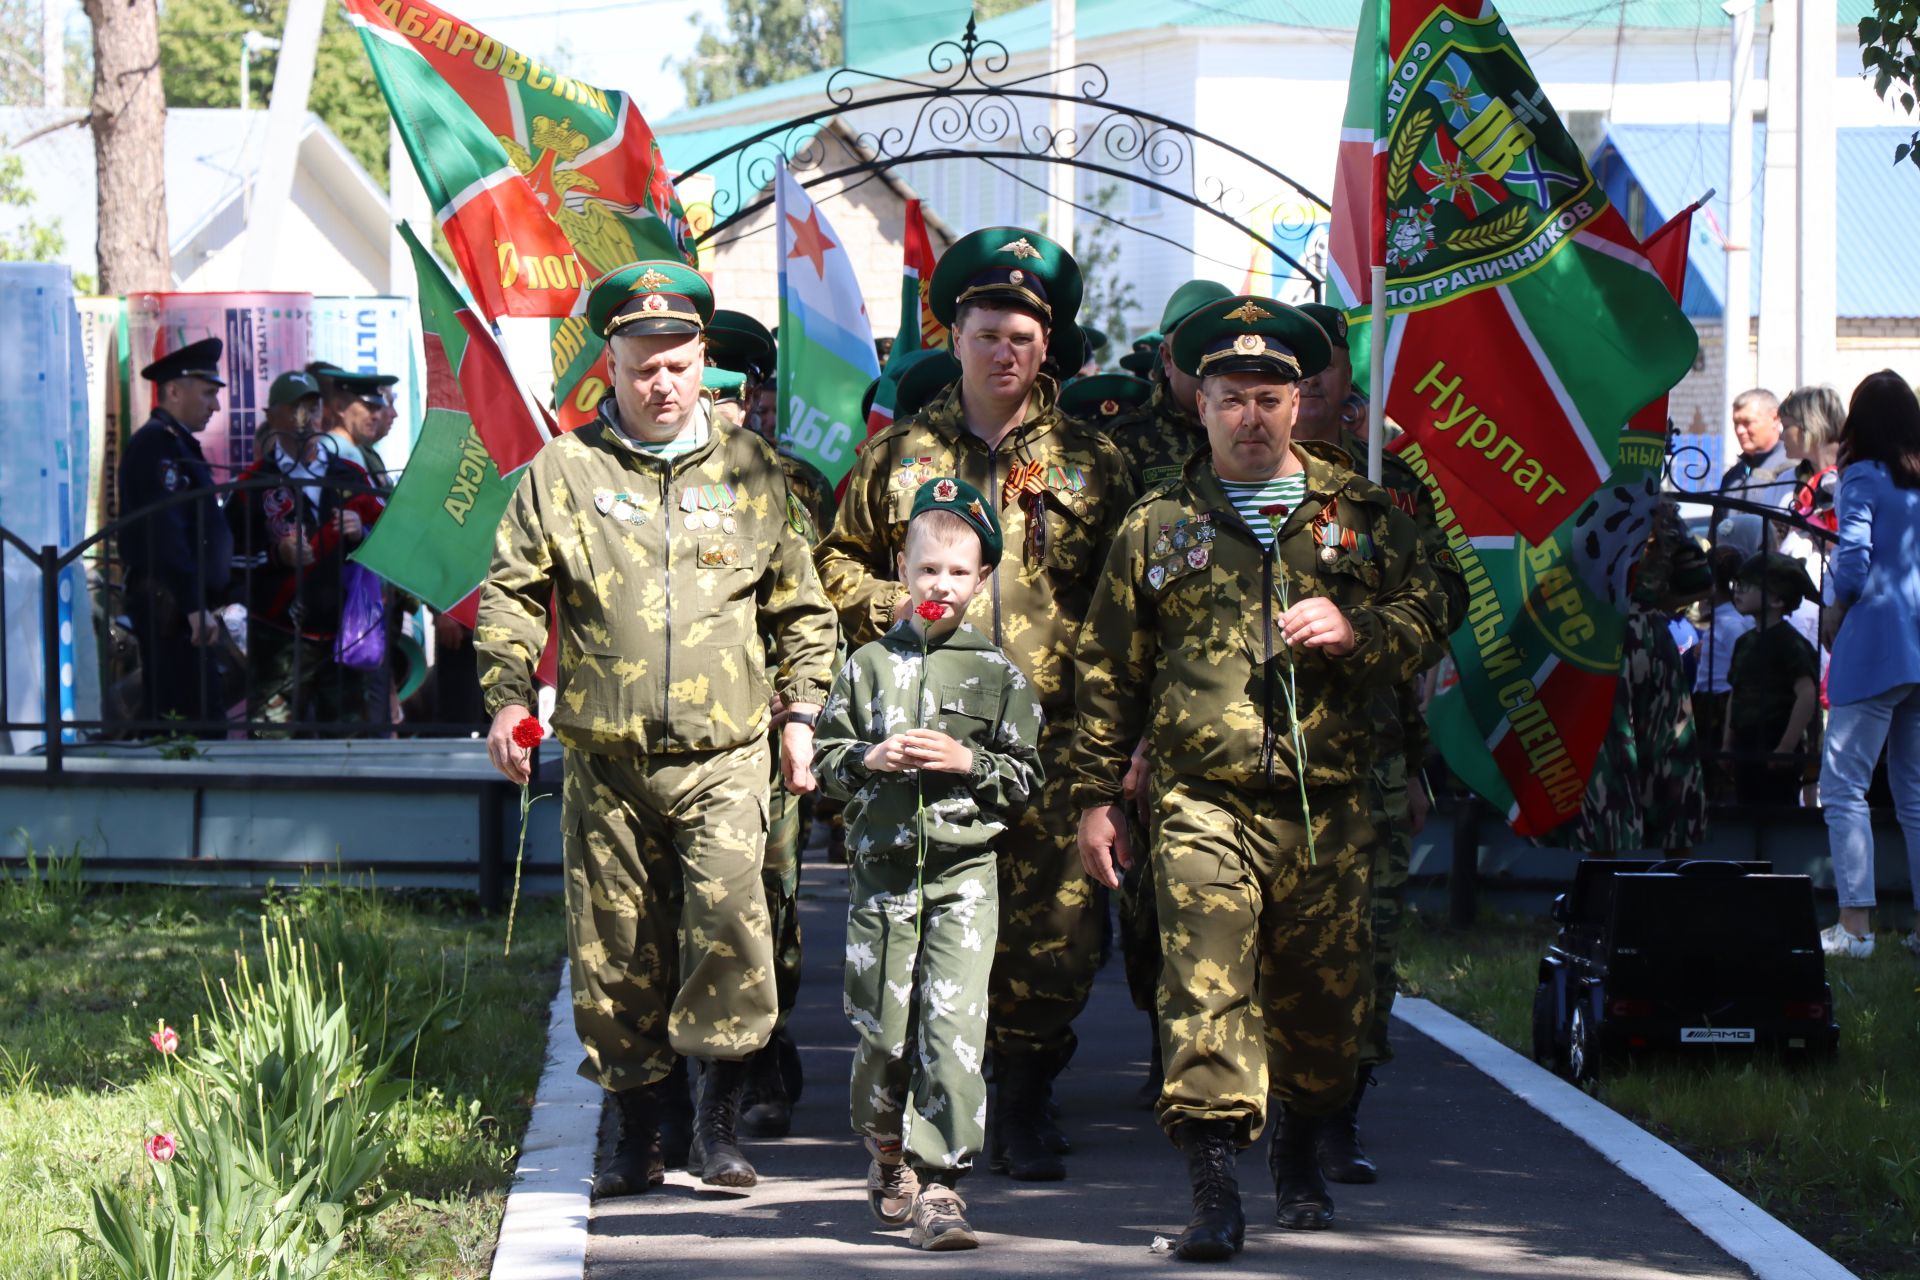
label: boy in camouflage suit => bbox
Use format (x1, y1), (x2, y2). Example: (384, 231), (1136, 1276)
(814, 477), (1045, 1251)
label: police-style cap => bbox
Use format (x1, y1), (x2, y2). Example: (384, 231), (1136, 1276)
(1118, 332), (1161, 376)
(930, 227), (1083, 353)
(1158, 279), (1233, 336)
(1171, 296), (1332, 383)
(588, 260), (714, 339)
(1737, 551), (1819, 607)
(1296, 302), (1351, 351)
(268, 371), (321, 407)
(910, 475), (1003, 568)
(142, 337), (225, 386)
(1060, 372), (1152, 422)
(706, 309), (775, 379)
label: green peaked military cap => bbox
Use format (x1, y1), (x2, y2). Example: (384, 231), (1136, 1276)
(705, 309), (775, 378)
(1118, 331), (1162, 376)
(896, 347), (963, 418)
(1080, 324), (1109, 361)
(702, 366), (747, 397)
(1158, 279), (1234, 335)
(333, 369), (399, 392)
(910, 475), (1002, 568)
(142, 337), (225, 386)
(1295, 302), (1351, 350)
(930, 225), (1083, 365)
(588, 260), (714, 339)
(1059, 372), (1152, 421)
(1171, 295), (1333, 383)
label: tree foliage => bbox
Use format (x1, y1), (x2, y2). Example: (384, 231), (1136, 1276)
(1859, 3), (1920, 168)
(156, 0), (391, 186)
(1072, 184), (1141, 352)
(0, 151), (65, 263)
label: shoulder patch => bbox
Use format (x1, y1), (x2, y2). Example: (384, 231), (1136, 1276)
(1432, 545), (1463, 575)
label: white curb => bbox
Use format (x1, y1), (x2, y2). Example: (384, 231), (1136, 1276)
(1394, 997), (1857, 1280)
(491, 961), (598, 1280)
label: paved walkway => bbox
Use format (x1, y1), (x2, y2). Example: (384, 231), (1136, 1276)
(587, 864), (1754, 1279)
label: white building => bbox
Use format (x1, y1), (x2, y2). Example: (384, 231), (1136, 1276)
(0, 106), (396, 295)
(656, 0), (1919, 421)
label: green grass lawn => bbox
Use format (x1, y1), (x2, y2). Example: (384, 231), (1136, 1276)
(0, 866), (566, 1279)
(1400, 907), (1920, 1280)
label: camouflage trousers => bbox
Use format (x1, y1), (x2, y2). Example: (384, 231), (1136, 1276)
(989, 720), (1103, 1068)
(765, 734), (806, 1027)
(846, 843), (999, 1176)
(1361, 753), (1412, 1069)
(249, 627), (366, 737)
(561, 740), (776, 1091)
(1154, 779), (1375, 1146)
(1118, 808), (1160, 1012)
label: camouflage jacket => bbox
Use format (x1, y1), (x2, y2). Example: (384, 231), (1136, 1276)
(814, 620), (1046, 857)
(1300, 430), (1471, 764)
(1104, 381), (1206, 493)
(780, 451), (837, 543)
(1070, 444), (1456, 805)
(814, 377), (1137, 713)
(477, 401), (838, 757)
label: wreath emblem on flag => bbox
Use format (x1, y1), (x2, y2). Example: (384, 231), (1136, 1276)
(1386, 204), (1438, 269)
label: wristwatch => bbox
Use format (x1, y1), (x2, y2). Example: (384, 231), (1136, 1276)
(787, 709), (819, 728)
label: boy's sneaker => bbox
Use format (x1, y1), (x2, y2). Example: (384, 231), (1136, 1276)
(1902, 931), (1920, 958)
(865, 1140), (918, 1226)
(909, 1184), (979, 1251)
(1819, 922), (1875, 958)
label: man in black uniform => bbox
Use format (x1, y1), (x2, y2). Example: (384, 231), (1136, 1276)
(118, 338), (233, 730)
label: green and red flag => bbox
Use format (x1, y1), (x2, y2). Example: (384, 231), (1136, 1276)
(864, 198), (945, 440)
(346, 0), (692, 323)
(1413, 202), (1703, 834)
(354, 223), (553, 625)
(1330, 0), (1697, 543)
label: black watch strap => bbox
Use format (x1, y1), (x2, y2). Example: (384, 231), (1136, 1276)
(787, 708), (819, 727)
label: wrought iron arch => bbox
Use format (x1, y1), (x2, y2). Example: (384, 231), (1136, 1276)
(674, 17), (1333, 296)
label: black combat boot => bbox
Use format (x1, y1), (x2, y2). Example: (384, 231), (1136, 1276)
(590, 1086), (664, 1201)
(989, 1053), (1065, 1181)
(1267, 1106), (1335, 1230)
(689, 1057), (758, 1187)
(738, 1031), (794, 1139)
(1033, 1048), (1073, 1156)
(1173, 1120), (1245, 1261)
(1137, 1016), (1165, 1110)
(1316, 1070), (1378, 1184)
(658, 1055), (693, 1169)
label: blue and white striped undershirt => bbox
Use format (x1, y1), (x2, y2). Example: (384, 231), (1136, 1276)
(1219, 473), (1308, 549)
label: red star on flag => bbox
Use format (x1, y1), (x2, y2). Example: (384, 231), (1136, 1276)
(785, 206), (838, 279)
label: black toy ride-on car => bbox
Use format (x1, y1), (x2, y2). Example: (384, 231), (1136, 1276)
(1532, 858), (1839, 1083)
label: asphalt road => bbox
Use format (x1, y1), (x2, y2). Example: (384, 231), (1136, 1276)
(587, 863), (1754, 1279)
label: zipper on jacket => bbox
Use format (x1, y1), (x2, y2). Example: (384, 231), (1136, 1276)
(986, 444), (1004, 646)
(660, 465), (674, 753)
(1261, 549), (1277, 785)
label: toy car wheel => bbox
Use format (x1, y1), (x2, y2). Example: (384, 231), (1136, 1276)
(1568, 1002), (1599, 1085)
(1531, 982), (1565, 1070)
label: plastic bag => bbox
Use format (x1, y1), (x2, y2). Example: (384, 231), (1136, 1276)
(334, 562), (387, 670)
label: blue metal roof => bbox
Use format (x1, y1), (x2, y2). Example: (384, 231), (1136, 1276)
(1592, 124), (1920, 319)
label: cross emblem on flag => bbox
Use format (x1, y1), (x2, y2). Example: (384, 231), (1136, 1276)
(1501, 149), (1583, 207)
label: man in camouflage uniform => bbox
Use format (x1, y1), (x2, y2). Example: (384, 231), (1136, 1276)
(477, 261), (837, 1199)
(816, 226), (1137, 1181)
(1098, 278), (1233, 1106)
(1073, 297), (1455, 1260)
(1291, 302), (1468, 1184)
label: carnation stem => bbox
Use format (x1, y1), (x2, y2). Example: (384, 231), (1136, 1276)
(1276, 574), (1317, 865)
(504, 783), (547, 956)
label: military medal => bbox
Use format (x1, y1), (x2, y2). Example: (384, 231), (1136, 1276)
(722, 515), (737, 534)
(611, 500), (634, 522)
(684, 512), (701, 531)
(1153, 524), (1172, 557)
(1188, 547), (1210, 569)
(702, 509), (720, 529)
(1321, 545), (1340, 564)
(594, 488), (614, 515)
(1148, 565), (1167, 590)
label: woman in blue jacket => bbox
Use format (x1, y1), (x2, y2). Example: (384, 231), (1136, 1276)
(1821, 371), (1920, 958)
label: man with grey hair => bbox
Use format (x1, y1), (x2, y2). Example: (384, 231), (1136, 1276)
(1714, 387), (1795, 554)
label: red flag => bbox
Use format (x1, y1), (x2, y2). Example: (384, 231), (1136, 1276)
(1625, 199), (1707, 439)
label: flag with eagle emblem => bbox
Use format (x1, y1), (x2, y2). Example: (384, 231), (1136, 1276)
(347, 0), (692, 321)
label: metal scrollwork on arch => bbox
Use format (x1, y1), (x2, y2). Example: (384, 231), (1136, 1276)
(674, 17), (1331, 289)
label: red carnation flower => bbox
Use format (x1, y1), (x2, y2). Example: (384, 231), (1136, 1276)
(916, 600), (949, 622)
(1258, 503), (1289, 518)
(511, 717), (545, 750)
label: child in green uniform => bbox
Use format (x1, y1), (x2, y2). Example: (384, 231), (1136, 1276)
(814, 477), (1045, 1251)
(1726, 552), (1822, 805)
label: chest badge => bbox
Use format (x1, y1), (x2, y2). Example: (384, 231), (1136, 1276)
(596, 487), (649, 527)
(1147, 564), (1167, 590)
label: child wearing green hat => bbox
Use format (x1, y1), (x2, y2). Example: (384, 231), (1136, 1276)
(813, 476), (1046, 1251)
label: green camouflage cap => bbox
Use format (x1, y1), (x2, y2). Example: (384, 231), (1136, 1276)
(1171, 295), (1333, 383)
(910, 475), (1002, 568)
(1295, 302), (1350, 350)
(705, 309), (775, 378)
(1059, 372), (1153, 421)
(588, 260), (713, 339)
(1737, 551), (1819, 607)
(1158, 279), (1234, 335)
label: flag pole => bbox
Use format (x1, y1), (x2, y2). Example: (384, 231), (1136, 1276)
(1365, 0), (1389, 484)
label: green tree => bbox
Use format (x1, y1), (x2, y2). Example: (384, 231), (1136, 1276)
(156, 0), (391, 185)
(1071, 183), (1141, 354)
(1859, 4), (1920, 168)
(678, 0), (841, 109)
(0, 152), (65, 262)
